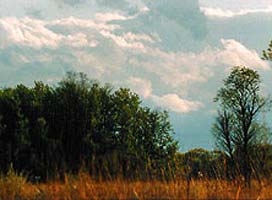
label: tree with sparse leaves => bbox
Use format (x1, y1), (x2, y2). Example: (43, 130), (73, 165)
(213, 66), (269, 186)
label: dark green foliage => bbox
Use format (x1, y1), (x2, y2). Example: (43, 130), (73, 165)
(0, 72), (178, 181)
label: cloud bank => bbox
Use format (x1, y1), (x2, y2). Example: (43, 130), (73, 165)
(200, 6), (272, 18)
(0, 12), (268, 113)
(127, 77), (203, 113)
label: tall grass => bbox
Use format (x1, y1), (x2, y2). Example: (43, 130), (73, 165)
(0, 166), (38, 199)
(1, 170), (272, 200)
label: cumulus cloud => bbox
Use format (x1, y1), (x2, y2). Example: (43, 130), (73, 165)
(0, 17), (98, 49)
(200, 6), (272, 18)
(49, 16), (119, 31)
(0, 13), (158, 50)
(95, 12), (132, 22)
(128, 38), (269, 98)
(218, 39), (270, 70)
(0, 18), (60, 49)
(126, 77), (203, 113)
(0, 15), (155, 51)
(0, 16), (268, 95)
(129, 48), (213, 91)
(126, 77), (152, 98)
(150, 94), (203, 113)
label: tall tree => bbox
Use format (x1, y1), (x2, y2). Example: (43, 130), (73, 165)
(214, 66), (268, 186)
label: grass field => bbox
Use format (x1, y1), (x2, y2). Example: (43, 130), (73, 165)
(1, 170), (272, 200)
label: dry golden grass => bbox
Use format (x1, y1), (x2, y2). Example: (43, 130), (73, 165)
(1, 170), (272, 200)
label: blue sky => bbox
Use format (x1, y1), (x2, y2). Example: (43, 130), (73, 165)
(0, 0), (272, 150)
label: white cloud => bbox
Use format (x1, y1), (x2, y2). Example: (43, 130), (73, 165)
(122, 32), (154, 43)
(126, 77), (203, 113)
(0, 17), (99, 49)
(139, 6), (150, 13)
(127, 77), (152, 98)
(200, 6), (272, 18)
(95, 12), (134, 22)
(62, 33), (98, 48)
(130, 48), (213, 90)
(218, 39), (270, 70)
(150, 94), (203, 113)
(51, 15), (153, 51)
(0, 16), (154, 52)
(0, 17), (61, 49)
(49, 16), (120, 31)
(128, 39), (269, 96)
(99, 30), (147, 51)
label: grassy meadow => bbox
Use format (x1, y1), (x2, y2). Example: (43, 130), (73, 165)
(1, 169), (272, 200)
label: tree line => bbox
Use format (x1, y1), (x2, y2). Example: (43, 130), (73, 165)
(0, 72), (178, 181)
(1, 58), (272, 186)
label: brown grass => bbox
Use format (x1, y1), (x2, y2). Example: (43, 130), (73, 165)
(1, 170), (272, 200)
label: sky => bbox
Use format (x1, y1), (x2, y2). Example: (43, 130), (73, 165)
(0, 0), (272, 150)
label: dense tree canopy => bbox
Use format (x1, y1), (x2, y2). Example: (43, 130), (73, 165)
(0, 72), (178, 181)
